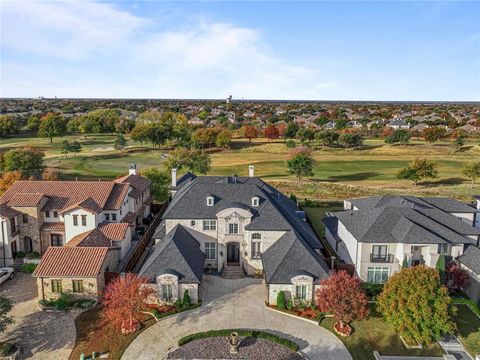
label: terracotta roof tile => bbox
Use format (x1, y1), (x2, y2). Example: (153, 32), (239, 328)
(115, 174), (151, 198)
(0, 205), (21, 219)
(8, 193), (46, 207)
(60, 197), (103, 215)
(105, 184), (129, 210)
(122, 212), (136, 224)
(67, 223), (129, 248)
(41, 222), (65, 232)
(33, 247), (109, 277)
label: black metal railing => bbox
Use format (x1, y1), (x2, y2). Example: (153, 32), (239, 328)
(10, 225), (20, 236)
(370, 253), (394, 263)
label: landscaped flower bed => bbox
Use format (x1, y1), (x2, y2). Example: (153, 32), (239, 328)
(39, 293), (96, 311)
(146, 301), (202, 321)
(267, 303), (324, 321)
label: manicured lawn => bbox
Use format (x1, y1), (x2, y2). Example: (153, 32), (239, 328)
(319, 306), (444, 360)
(454, 304), (480, 357)
(69, 306), (156, 360)
(304, 203), (343, 234)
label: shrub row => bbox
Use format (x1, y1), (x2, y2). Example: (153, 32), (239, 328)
(39, 292), (95, 311)
(452, 297), (480, 318)
(152, 302), (202, 321)
(178, 329), (299, 352)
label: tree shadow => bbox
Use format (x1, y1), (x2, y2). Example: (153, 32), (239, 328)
(322, 172), (381, 182)
(423, 177), (464, 186)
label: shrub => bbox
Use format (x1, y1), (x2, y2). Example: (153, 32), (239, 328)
(21, 263), (37, 273)
(178, 329), (299, 352)
(182, 290), (191, 307)
(361, 283), (384, 300)
(276, 291), (286, 309)
(15, 251), (25, 258)
(0, 343), (15, 356)
(286, 298), (293, 310)
(285, 139), (296, 148)
(29, 251), (40, 259)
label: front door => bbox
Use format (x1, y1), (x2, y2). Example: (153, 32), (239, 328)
(227, 242), (240, 264)
(24, 237), (33, 254)
(11, 241), (17, 259)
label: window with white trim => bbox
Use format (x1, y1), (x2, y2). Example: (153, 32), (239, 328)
(228, 223), (239, 234)
(437, 244), (449, 255)
(207, 197), (214, 206)
(205, 242), (216, 260)
(367, 266), (389, 284)
(202, 220), (216, 231)
(252, 197), (259, 207)
(251, 241), (261, 259)
(161, 284), (173, 301)
(295, 285), (307, 300)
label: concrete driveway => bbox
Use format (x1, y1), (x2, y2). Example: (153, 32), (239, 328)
(122, 275), (352, 360)
(0, 272), (78, 359)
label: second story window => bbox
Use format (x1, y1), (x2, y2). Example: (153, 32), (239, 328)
(228, 223), (239, 234)
(202, 220), (216, 231)
(437, 244), (449, 255)
(112, 214), (117, 221)
(81, 215), (87, 226)
(53, 211), (58, 218)
(105, 214), (110, 221)
(73, 215), (78, 226)
(22, 214), (28, 224)
(45, 211), (50, 218)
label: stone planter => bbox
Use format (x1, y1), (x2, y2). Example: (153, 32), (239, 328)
(333, 322), (352, 337)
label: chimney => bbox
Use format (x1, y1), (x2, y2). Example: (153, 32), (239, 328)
(249, 165), (255, 177)
(171, 168), (177, 188)
(129, 164), (137, 175)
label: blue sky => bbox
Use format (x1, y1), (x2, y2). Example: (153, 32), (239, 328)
(1, 1), (479, 100)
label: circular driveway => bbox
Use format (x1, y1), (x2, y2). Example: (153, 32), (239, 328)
(122, 276), (352, 360)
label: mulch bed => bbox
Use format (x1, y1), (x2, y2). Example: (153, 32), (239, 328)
(167, 336), (303, 360)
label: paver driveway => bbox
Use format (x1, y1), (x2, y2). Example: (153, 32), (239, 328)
(122, 275), (352, 360)
(0, 272), (78, 360)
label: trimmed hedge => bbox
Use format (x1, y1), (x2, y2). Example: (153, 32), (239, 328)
(178, 329), (299, 352)
(452, 297), (480, 318)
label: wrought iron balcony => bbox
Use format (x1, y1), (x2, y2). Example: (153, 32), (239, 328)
(370, 253), (394, 263)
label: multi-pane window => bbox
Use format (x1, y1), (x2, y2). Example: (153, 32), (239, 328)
(228, 223), (239, 234)
(372, 245), (388, 261)
(367, 267), (389, 284)
(162, 284), (173, 301)
(112, 214), (117, 221)
(51, 280), (62, 293)
(295, 285), (307, 300)
(205, 242), (216, 260)
(51, 234), (63, 246)
(73, 215), (78, 226)
(72, 280), (84, 293)
(437, 244), (449, 255)
(202, 220), (216, 231)
(251, 241), (261, 259)
(81, 215), (87, 226)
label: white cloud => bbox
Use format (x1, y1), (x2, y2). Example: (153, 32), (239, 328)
(1, 1), (335, 99)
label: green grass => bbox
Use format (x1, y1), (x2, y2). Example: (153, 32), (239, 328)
(454, 304), (480, 356)
(304, 202), (343, 235)
(319, 306), (444, 360)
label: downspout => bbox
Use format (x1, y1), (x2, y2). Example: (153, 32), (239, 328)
(41, 278), (45, 301)
(1, 220), (6, 267)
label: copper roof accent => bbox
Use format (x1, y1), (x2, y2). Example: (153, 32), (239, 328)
(0, 181), (116, 212)
(105, 183), (129, 210)
(121, 212), (137, 224)
(0, 205), (21, 219)
(8, 193), (46, 207)
(40, 222), (65, 232)
(33, 247), (109, 278)
(67, 223), (129, 248)
(114, 174), (151, 198)
(60, 197), (103, 215)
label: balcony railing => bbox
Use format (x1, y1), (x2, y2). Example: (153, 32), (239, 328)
(10, 225), (20, 237)
(370, 253), (394, 263)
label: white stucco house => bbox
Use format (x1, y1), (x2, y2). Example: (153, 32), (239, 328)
(324, 195), (480, 284)
(139, 166), (331, 305)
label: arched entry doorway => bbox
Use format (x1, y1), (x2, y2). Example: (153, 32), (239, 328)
(23, 236), (33, 254)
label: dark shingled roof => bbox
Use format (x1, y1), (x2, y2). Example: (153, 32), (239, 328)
(139, 225), (205, 284)
(325, 206), (479, 245)
(458, 246), (480, 275)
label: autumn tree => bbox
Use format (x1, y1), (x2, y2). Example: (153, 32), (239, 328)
(165, 148), (211, 175)
(461, 161), (480, 188)
(1, 148), (45, 178)
(140, 167), (169, 203)
(315, 130), (339, 148)
(42, 168), (60, 181)
(101, 273), (155, 334)
(242, 125), (258, 143)
(215, 130), (232, 149)
(0, 171), (22, 195)
(397, 158), (438, 187)
(0, 115), (17, 138)
(26, 115), (41, 134)
(316, 271), (369, 335)
(422, 126), (447, 145)
(38, 112), (67, 143)
(264, 125), (279, 142)
(445, 262), (469, 292)
(296, 128), (315, 144)
(286, 146), (314, 181)
(285, 122), (300, 139)
(338, 133), (363, 150)
(377, 266), (455, 345)
(130, 124), (150, 148)
(191, 128), (216, 149)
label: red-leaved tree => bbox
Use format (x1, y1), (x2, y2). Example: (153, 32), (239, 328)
(316, 271), (369, 333)
(264, 125), (279, 142)
(242, 125), (258, 143)
(101, 273), (155, 334)
(445, 262), (469, 292)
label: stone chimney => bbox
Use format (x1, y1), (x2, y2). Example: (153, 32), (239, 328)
(171, 168), (177, 188)
(248, 165), (255, 177)
(129, 164), (137, 175)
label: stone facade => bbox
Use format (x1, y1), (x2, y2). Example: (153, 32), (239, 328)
(267, 275), (320, 305)
(146, 273), (199, 305)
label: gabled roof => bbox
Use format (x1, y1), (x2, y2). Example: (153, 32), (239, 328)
(67, 223), (129, 247)
(0, 204), (21, 219)
(139, 224), (205, 284)
(8, 193), (46, 207)
(41, 222), (65, 232)
(326, 206), (479, 245)
(262, 230), (330, 284)
(114, 174), (151, 198)
(60, 197), (103, 215)
(33, 247), (110, 278)
(458, 246), (480, 275)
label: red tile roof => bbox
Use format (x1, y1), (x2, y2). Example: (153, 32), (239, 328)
(33, 247), (110, 277)
(41, 222), (65, 232)
(0, 205), (21, 219)
(67, 223), (129, 247)
(8, 193), (46, 207)
(60, 197), (103, 215)
(105, 183), (130, 210)
(121, 212), (137, 224)
(115, 174), (151, 198)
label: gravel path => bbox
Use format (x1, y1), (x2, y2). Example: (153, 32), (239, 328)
(167, 336), (303, 360)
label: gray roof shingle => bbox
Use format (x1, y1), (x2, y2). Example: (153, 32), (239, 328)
(458, 246), (480, 274)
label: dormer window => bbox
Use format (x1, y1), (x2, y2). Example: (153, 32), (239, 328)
(207, 196), (214, 206)
(252, 197), (260, 207)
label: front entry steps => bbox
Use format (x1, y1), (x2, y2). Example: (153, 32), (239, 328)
(222, 264), (245, 279)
